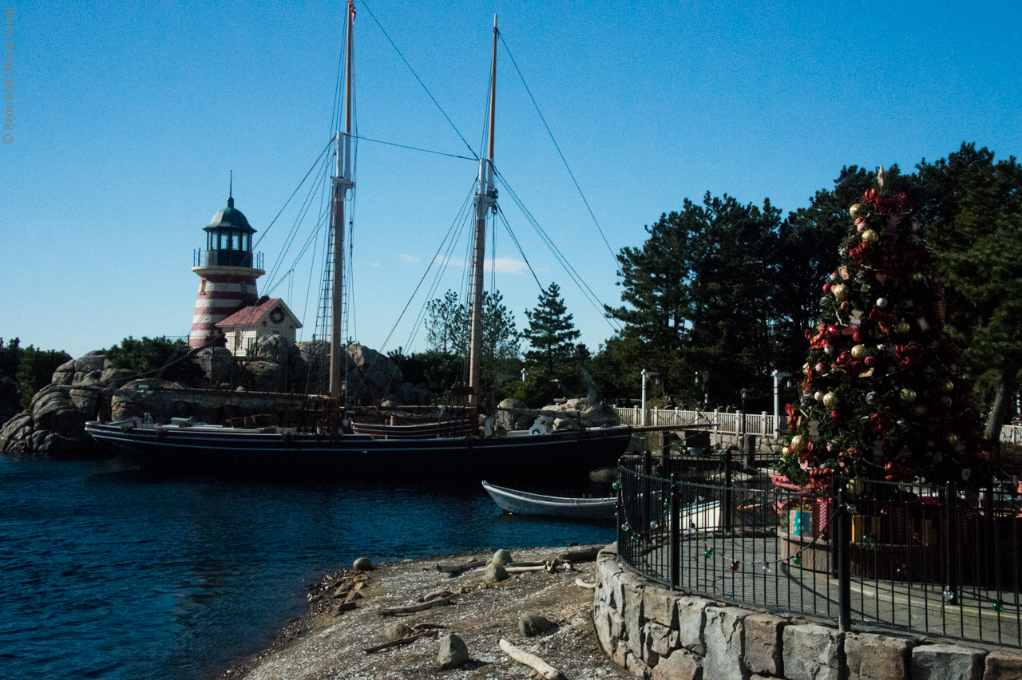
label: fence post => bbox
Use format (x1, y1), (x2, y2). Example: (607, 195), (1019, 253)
(616, 463), (624, 550)
(943, 481), (958, 605)
(670, 474), (680, 590)
(831, 473), (840, 578)
(837, 486), (852, 632)
(643, 450), (652, 532)
(723, 447), (733, 531)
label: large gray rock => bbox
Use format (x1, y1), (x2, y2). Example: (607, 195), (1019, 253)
(643, 588), (678, 628)
(245, 361), (283, 393)
(743, 614), (786, 677)
(703, 606), (752, 680)
(484, 562), (508, 583)
(677, 596), (710, 655)
(73, 351), (106, 374)
(384, 622), (412, 642)
(347, 344), (402, 404)
(198, 347), (235, 386)
(652, 649), (703, 680)
(911, 644), (984, 680)
(0, 385), (94, 458)
(436, 634), (468, 669)
(495, 399), (535, 431)
(984, 650), (1022, 680)
(491, 549), (514, 567)
(519, 614), (553, 637)
(845, 633), (913, 680)
(782, 624), (844, 680)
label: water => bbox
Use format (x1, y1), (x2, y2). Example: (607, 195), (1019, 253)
(0, 457), (615, 680)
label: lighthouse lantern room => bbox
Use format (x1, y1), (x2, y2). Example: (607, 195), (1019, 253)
(188, 195), (266, 348)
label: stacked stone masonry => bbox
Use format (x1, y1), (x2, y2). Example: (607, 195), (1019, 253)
(593, 544), (1022, 680)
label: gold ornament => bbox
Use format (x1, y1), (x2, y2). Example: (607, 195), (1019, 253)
(782, 446), (791, 457)
(850, 203), (865, 219)
(940, 379), (954, 393)
(900, 388), (917, 403)
(895, 321), (911, 334)
(803, 362), (812, 377)
(822, 392), (838, 409)
(947, 433), (960, 447)
(832, 284), (849, 301)
(911, 272), (925, 282)
(861, 229), (879, 244)
(790, 435), (805, 452)
(851, 344), (868, 359)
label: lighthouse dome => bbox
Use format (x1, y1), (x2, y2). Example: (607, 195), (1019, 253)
(204, 197), (255, 234)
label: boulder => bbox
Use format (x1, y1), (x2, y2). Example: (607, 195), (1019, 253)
(0, 385), (94, 458)
(519, 614), (553, 637)
(245, 361), (283, 393)
(352, 557), (372, 571)
(911, 644), (984, 680)
(51, 358), (76, 386)
(436, 633), (468, 670)
(484, 562), (509, 583)
(495, 398), (535, 431)
(198, 347), (235, 386)
(384, 622), (413, 642)
(652, 649), (703, 680)
(782, 624), (843, 680)
(845, 633), (913, 680)
(491, 549), (514, 567)
(743, 614), (787, 677)
(73, 351), (106, 374)
(703, 606), (752, 680)
(347, 344), (403, 404)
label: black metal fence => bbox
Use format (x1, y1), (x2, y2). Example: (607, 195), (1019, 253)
(617, 453), (1022, 647)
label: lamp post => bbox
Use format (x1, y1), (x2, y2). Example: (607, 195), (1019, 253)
(641, 369), (658, 426)
(771, 369), (791, 438)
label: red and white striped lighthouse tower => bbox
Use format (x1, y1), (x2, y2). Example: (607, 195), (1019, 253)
(188, 194), (265, 348)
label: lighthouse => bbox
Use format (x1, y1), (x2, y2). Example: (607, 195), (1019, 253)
(188, 195), (265, 348)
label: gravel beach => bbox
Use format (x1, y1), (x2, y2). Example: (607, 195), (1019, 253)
(216, 544), (631, 680)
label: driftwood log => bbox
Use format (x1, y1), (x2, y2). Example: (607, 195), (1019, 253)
(434, 559), (487, 575)
(379, 593), (458, 617)
(498, 638), (563, 680)
(574, 578), (596, 589)
(557, 547), (601, 563)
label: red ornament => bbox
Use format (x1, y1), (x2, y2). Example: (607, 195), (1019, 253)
(865, 356), (875, 366)
(730, 561), (740, 571)
(831, 410), (839, 419)
(823, 283), (832, 293)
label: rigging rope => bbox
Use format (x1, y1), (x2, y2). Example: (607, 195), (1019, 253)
(351, 135), (476, 162)
(498, 32), (618, 266)
(358, 0), (479, 161)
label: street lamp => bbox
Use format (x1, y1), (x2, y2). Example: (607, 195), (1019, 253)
(771, 369), (791, 438)
(641, 369), (658, 426)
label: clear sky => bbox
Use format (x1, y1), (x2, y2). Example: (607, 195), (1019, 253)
(2, 0), (1020, 359)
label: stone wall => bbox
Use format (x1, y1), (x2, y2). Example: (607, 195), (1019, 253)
(593, 543), (1022, 680)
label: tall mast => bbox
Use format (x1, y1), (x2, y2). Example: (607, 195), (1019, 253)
(330, 0), (356, 401)
(467, 15), (498, 410)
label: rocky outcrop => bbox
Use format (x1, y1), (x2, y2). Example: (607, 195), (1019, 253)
(0, 373), (20, 428)
(0, 384), (98, 458)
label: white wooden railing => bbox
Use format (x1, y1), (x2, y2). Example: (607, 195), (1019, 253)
(617, 407), (1022, 443)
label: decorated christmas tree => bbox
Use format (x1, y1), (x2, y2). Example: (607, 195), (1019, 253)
(779, 168), (986, 488)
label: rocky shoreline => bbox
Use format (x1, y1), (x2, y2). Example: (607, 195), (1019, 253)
(216, 545), (631, 680)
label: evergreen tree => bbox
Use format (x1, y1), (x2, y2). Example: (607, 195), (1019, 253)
(523, 283), (580, 379)
(425, 290), (466, 355)
(780, 169), (985, 487)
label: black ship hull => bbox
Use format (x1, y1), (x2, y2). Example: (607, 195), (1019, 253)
(85, 422), (632, 484)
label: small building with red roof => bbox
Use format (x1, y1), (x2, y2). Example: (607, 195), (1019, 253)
(215, 296), (302, 356)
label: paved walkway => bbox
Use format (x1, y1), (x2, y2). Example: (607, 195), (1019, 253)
(624, 532), (1022, 648)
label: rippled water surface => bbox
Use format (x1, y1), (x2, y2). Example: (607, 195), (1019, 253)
(0, 457), (614, 679)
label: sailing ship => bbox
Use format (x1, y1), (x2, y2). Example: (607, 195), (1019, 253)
(85, 10), (631, 483)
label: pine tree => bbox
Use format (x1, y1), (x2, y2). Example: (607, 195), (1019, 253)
(780, 168), (986, 488)
(524, 283), (580, 379)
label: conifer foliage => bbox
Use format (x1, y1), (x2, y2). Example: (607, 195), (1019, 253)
(523, 283), (580, 377)
(779, 169), (986, 488)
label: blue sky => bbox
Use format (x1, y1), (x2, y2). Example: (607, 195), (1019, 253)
(2, 0), (1020, 359)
